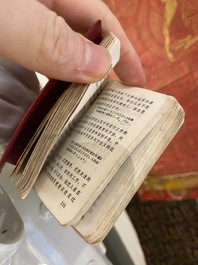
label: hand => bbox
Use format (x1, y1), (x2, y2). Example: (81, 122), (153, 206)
(0, 0), (145, 86)
(0, 57), (40, 144)
(0, 0), (145, 144)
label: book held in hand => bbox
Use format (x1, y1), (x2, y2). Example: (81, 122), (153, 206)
(0, 22), (185, 244)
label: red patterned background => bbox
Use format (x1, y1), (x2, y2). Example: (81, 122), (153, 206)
(105, 0), (198, 200)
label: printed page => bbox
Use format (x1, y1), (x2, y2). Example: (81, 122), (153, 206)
(35, 81), (171, 226)
(73, 96), (184, 243)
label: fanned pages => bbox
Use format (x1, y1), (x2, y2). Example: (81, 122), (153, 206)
(1, 30), (185, 244)
(11, 32), (121, 198)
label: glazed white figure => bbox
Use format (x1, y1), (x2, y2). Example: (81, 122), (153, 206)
(0, 185), (24, 264)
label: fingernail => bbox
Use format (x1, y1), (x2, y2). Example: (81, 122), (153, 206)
(84, 41), (111, 79)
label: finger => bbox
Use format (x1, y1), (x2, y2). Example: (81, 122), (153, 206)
(0, 0), (111, 84)
(41, 0), (145, 87)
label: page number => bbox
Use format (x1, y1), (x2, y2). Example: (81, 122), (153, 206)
(60, 201), (66, 208)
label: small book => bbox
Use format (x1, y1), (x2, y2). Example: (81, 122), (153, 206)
(0, 22), (184, 244)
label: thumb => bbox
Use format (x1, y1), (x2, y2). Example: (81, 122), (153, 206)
(0, 0), (111, 83)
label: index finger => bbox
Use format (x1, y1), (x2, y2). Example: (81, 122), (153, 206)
(40, 0), (145, 87)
